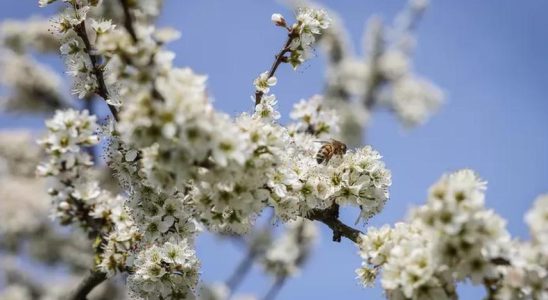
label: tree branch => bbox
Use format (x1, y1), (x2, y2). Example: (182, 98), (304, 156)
(226, 213), (275, 293)
(254, 30), (297, 106)
(83, 95), (97, 162)
(483, 278), (499, 300)
(306, 204), (362, 243)
(262, 276), (286, 300)
(69, 270), (107, 300)
(73, 21), (119, 121)
(226, 249), (258, 294)
(114, 2), (165, 102)
(119, 0), (138, 43)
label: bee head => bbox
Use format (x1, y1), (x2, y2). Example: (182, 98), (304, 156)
(342, 144), (347, 154)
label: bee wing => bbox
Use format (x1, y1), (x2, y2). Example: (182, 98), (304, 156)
(315, 140), (330, 144)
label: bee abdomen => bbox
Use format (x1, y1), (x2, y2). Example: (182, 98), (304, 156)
(315, 146), (330, 164)
(316, 154), (325, 164)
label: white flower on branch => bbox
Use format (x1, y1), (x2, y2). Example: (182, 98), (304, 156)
(289, 95), (340, 138)
(287, 7), (332, 69)
(91, 19), (115, 35)
(253, 72), (277, 94)
(271, 13), (287, 28)
(357, 169), (514, 298)
(254, 94), (281, 121)
(127, 239), (200, 300)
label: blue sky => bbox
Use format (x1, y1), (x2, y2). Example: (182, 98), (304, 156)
(1, 1), (548, 299)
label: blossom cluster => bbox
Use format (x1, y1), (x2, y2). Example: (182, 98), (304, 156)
(412, 170), (511, 283)
(254, 8), (331, 121)
(289, 95), (339, 138)
(37, 109), (139, 276)
(356, 170), (513, 299)
(190, 113), (287, 233)
(47, 0), (119, 101)
(253, 73), (280, 121)
(36, 2), (395, 299)
(127, 240), (200, 300)
(287, 8), (331, 69)
(36, 1), (204, 296)
(495, 195), (548, 299)
(272, 129), (391, 223)
(37, 109), (100, 222)
(106, 129), (199, 249)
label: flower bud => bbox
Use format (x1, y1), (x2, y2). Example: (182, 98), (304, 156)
(59, 201), (70, 210)
(271, 13), (287, 27)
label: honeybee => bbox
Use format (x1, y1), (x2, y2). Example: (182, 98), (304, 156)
(315, 139), (347, 165)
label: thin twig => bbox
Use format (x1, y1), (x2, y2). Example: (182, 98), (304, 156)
(306, 204), (362, 243)
(225, 210), (276, 295)
(83, 95), (97, 162)
(73, 20), (119, 121)
(483, 278), (499, 300)
(262, 219), (309, 300)
(363, 33), (384, 110)
(226, 249), (259, 293)
(262, 276), (287, 300)
(119, 0), (138, 43)
(69, 270), (107, 300)
(254, 30), (297, 106)
(116, 1), (165, 102)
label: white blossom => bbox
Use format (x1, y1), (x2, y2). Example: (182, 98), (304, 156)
(91, 19), (115, 35)
(253, 72), (277, 93)
(254, 94), (281, 121)
(357, 170), (513, 298)
(289, 95), (340, 138)
(287, 8), (332, 69)
(271, 13), (287, 27)
(127, 240), (200, 300)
